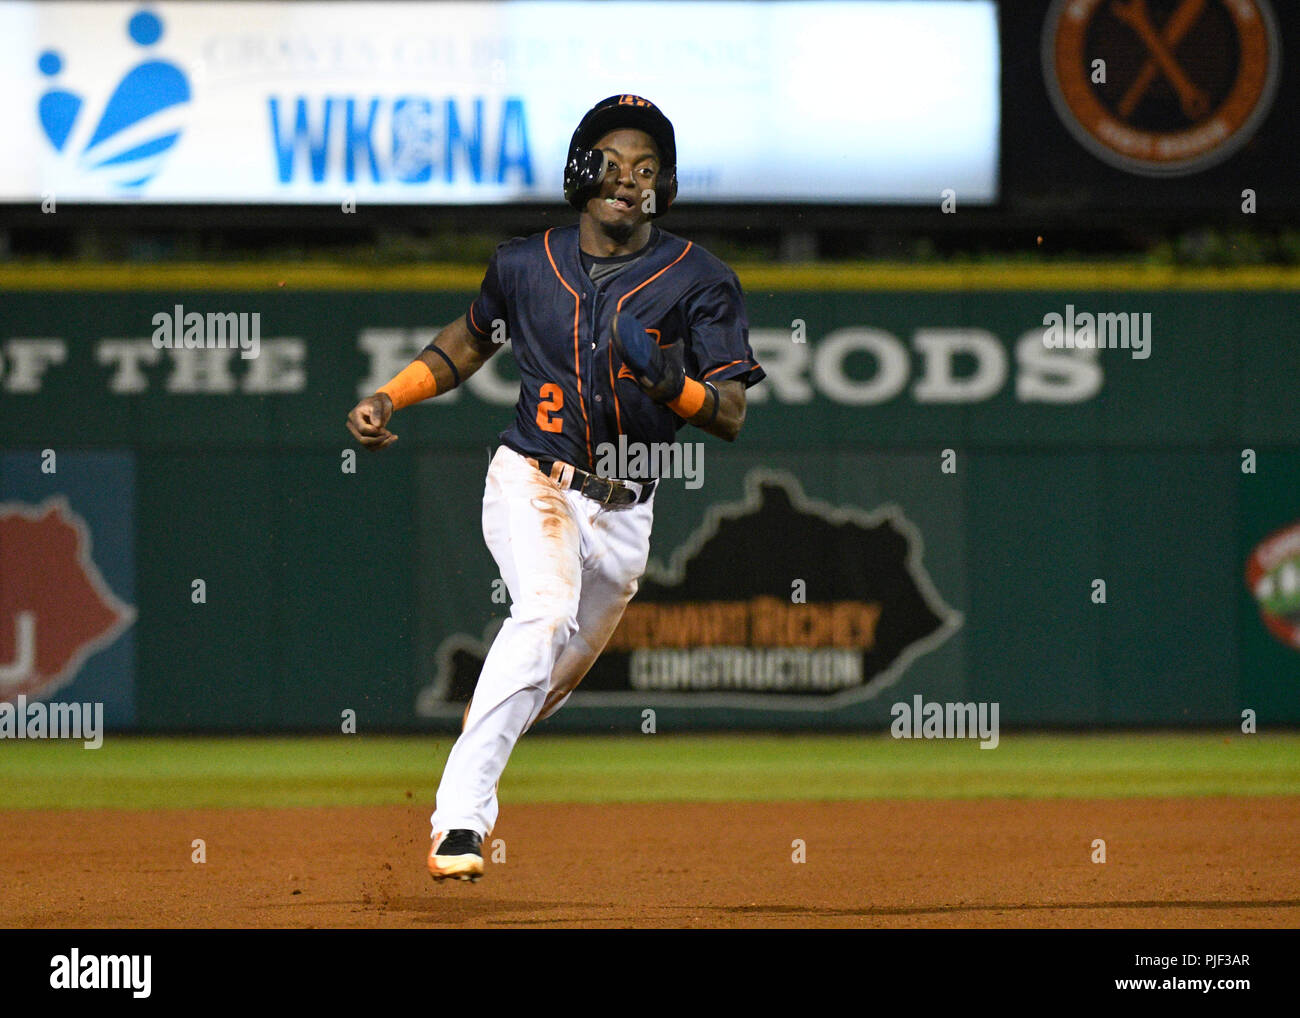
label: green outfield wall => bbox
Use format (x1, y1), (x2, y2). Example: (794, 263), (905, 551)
(2, 264), (1298, 732)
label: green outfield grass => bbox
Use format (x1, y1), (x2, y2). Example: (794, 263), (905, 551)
(0, 732), (1297, 810)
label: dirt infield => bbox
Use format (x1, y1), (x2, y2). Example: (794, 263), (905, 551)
(3, 798), (1298, 928)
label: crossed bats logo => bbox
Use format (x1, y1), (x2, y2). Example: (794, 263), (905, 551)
(1042, 0), (1281, 176)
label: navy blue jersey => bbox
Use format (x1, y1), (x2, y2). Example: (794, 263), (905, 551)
(465, 225), (764, 476)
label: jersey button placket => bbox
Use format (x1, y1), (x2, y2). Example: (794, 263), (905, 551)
(586, 285), (602, 467)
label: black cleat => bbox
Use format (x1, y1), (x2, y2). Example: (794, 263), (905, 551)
(428, 829), (485, 883)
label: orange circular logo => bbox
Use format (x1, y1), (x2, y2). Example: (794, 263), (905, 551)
(1043, 0), (1281, 175)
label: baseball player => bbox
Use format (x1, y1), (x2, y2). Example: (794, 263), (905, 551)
(346, 95), (765, 882)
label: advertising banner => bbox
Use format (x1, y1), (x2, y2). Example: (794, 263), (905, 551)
(2, 268), (1297, 730)
(0, 452), (136, 730)
(0, 1), (999, 205)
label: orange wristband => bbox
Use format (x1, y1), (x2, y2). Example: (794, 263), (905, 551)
(377, 360), (437, 410)
(667, 377), (708, 419)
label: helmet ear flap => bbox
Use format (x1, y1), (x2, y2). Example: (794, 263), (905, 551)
(564, 148), (607, 211)
(651, 168), (677, 218)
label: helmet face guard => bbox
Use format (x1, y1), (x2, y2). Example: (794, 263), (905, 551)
(563, 95), (678, 217)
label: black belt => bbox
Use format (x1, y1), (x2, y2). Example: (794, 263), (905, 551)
(526, 455), (656, 507)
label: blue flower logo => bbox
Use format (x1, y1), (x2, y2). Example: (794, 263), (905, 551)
(38, 9), (191, 191)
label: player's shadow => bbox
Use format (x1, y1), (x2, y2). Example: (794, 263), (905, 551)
(681, 898), (1300, 920)
(388, 896), (610, 925)
(361, 894), (1300, 926)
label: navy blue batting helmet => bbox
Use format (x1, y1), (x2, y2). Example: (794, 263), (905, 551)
(563, 95), (678, 216)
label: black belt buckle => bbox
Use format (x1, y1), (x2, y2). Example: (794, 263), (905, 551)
(581, 472), (643, 506)
(580, 472), (617, 505)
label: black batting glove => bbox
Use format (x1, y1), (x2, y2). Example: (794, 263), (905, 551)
(611, 312), (686, 404)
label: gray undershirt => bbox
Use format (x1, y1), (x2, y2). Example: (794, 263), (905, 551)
(581, 228), (659, 286)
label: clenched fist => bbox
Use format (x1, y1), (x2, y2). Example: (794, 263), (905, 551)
(346, 393), (397, 450)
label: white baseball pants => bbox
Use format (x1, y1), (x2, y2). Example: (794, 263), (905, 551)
(430, 446), (654, 838)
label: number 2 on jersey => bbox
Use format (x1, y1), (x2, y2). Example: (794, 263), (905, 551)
(536, 383), (564, 433)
